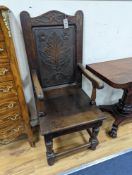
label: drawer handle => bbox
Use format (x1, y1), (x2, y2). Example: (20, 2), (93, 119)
(1, 113), (19, 120)
(0, 48), (4, 52)
(0, 102), (16, 111)
(10, 114), (19, 120)
(8, 102), (16, 109)
(0, 86), (13, 93)
(0, 68), (9, 75)
(13, 125), (23, 132)
(13, 128), (20, 132)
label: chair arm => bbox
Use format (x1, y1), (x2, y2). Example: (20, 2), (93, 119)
(31, 70), (44, 100)
(78, 63), (104, 89)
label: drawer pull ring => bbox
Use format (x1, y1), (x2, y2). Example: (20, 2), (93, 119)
(10, 114), (19, 120)
(13, 128), (20, 132)
(8, 103), (15, 109)
(13, 125), (23, 132)
(0, 48), (4, 52)
(0, 68), (9, 75)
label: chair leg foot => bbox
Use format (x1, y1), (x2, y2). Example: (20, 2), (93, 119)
(46, 152), (55, 166)
(89, 126), (99, 150)
(44, 136), (55, 166)
(29, 140), (35, 147)
(108, 124), (118, 138)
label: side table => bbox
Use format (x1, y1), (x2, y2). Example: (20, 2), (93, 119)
(86, 58), (132, 138)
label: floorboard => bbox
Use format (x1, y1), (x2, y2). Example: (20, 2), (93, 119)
(0, 113), (132, 175)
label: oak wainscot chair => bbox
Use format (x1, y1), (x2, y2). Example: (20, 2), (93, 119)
(20, 10), (106, 166)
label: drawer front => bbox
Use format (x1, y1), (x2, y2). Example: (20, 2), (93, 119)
(0, 42), (8, 56)
(0, 97), (20, 115)
(0, 122), (25, 144)
(0, 110), (23, 128)
(0, 28), (4, 41)
(0, 42), (9, 63)
(0, 63), (13, 82)
(0, 81), (17, 98)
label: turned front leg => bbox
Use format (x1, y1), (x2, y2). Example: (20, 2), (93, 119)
(44, 136), (55, 166)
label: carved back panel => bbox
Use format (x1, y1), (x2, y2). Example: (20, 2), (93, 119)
(20, 10), (83, 89)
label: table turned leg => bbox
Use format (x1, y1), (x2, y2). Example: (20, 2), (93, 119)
(108, 117), (124, 138)
(100, 86), (132, 138)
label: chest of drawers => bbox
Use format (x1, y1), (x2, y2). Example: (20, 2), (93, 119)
(0, 7), (34, 146)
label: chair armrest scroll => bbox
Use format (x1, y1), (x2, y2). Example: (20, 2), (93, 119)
(78, 63), (104, 89)
(31, 70), (44, 100)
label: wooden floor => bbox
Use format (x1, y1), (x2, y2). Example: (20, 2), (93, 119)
(0, 113), (132, 175)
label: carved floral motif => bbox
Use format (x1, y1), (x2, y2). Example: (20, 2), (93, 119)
(34, 27), (75, 87)
(32, 11), (65, 25)
(44, 32), (64, 65)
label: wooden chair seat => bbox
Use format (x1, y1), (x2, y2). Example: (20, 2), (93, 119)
(40, 87), (103, 135)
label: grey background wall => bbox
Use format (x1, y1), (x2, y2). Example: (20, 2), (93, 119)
(1, 0), (132, 125)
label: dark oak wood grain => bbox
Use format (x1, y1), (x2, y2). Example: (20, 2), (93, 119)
(40, 87), (104, 135)
(86, 58), (132, 138)
(32, 70), (44, 100)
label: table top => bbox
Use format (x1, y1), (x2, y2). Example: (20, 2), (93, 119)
(86, 58), (132, 89)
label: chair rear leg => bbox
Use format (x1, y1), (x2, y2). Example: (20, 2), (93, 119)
(44, 136), (55, 166)
(89, 126), (100, 150)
